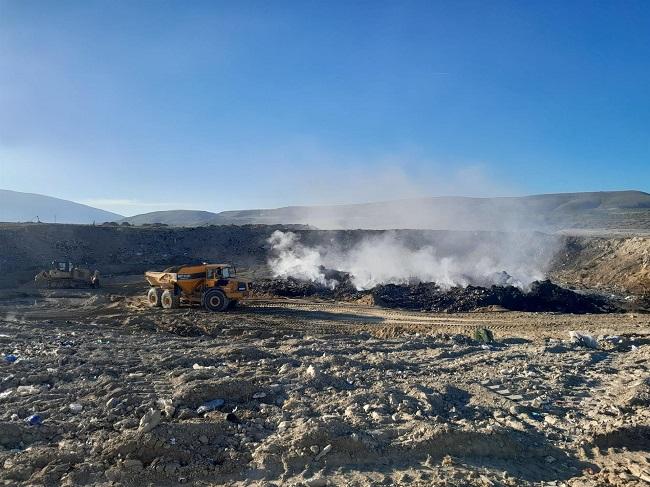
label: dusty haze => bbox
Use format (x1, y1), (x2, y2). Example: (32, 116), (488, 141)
(268, 230), (560, 290)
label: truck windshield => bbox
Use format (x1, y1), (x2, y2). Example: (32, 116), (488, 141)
(221, 267), (233, 278)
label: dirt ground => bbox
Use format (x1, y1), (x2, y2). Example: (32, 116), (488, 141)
(0, 277), (649, 486)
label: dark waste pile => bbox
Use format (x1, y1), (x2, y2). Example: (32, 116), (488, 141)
(371, 280), (616, 314)
(254, 270), (617, 314)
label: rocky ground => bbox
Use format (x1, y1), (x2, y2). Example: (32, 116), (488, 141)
(0, 281), (649, 486)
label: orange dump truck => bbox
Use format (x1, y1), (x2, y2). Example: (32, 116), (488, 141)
(145, 263), (252, 311)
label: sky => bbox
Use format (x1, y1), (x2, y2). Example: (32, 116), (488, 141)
(1, 0), (649, 216)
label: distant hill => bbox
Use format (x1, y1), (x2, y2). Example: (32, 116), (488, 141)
(121, 210), (217, 226)
(0, 189), (123, 224)
(120, 190), (650, 231)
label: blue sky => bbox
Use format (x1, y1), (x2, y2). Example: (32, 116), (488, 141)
(1, 0), (649, 216)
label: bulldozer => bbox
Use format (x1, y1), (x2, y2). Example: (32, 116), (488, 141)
(145, 263), (252, 311)
(34, 261), (100, 288)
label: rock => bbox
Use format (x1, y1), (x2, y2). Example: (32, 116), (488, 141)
(122, 459), (143, 471)
(305, 365), (319, 379)
(371, 411), (388, 423)
(544, 414), (559, 425)
(0, 389), (14, 400)
(69, 403), (83, 414)
(158, 398), (176, 417)
(16, 385), (40, 396)
(569, 331), (599, 349)
(198, 435), (208, 444)
(105, 397), (119, 408)
(315, 444), (332, 461)
(196, 398), (225, 414)
(305, 477), (328, 487)
(310, 445), (320, 454)
(138, 408), (161, 433)
(442, 455), (454, 466)
(509, 405), (523, 415)
(192, 363), (215, 370)
(344, 406), (356, 418)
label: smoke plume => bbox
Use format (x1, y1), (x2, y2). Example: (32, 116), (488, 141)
(267, 230), (558, 290)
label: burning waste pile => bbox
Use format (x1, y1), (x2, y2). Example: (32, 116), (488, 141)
(256, 231), (616, 313)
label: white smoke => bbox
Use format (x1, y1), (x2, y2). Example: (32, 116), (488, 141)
(267, 230), (338, 288)
(267, 230), (553, 290)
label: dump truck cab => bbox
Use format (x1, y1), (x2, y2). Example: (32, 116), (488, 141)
(145, 263), (252, 311)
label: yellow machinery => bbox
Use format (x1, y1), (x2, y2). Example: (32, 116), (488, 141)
(35, 261), (100, 288)
(145, 263), (252, 311)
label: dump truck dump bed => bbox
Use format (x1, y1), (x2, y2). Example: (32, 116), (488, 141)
(144, 271), (177, 288)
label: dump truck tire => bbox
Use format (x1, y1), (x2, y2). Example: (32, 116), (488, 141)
(147, 287), (163, 307)
(203, 289), (229, 312)
(161, 289), (180, 309)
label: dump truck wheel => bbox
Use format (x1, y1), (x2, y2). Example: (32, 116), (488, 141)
(147, 287), (163, 307)
(203, 289), (229, 312)
(227, 300), (238, 310)
(161, 289), (180, 309)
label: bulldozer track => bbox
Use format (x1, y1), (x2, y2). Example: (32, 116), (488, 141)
(239, 299), (535, 333)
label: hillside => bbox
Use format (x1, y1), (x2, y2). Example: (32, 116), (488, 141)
(0, 189), (123, 224)
(120, 190), (650, 231)
(120, 210), (217, 226)
(0, 223), (648, 297)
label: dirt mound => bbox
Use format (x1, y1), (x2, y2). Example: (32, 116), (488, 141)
(551, 235), (650, 294)
(254, 267), (362, 300)
(377, 280), (616, 314)
(256, 276), (616, 313)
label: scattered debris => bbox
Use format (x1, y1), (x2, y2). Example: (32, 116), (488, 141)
(138, 408), (161, 433)
(68, 403), (83, 413)
(25, 414), (42, 426)
(196, 398), (225, 414)
(473, 327), (495, 344)
(314, 443), (333, 461)
(569, 331), (599, 349)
